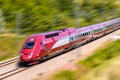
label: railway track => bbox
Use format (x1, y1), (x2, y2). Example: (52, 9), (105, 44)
(0, 57), (19, 67)
(0, 57), (29, 80)
(0, 67), (28, 80)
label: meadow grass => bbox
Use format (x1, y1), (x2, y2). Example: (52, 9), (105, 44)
(108, 64), (120, 80)
(0, 34), (25, 61)
(79, 39), (120, 68)
(51, 70), (75, 80)
(51, 39), (120, 80)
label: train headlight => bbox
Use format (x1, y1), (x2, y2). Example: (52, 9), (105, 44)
(28, 52), (33, 59)
(21, 53), (23, 56)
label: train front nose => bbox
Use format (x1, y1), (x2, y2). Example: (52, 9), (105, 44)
(20, 52), (34, 62)
(20, 41), (35, 62)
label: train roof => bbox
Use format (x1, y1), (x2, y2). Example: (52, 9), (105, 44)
(77, 26), (91, 32)
(27, 28), (72, 39)
(29, 28), (76, 37)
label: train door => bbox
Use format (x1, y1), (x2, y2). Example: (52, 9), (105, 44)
(69, 36), (74, 46)
(41, 40), (50, 56)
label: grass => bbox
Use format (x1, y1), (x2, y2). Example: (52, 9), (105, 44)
(50, 39), (120, 80)
(76, 39), (120, 80)
(79, 39), (120, 68)
(0, 33), (26, 61)
(77, 55), (120, 80)
(108, 64), (120, 80)
(50, 70), (75, 80)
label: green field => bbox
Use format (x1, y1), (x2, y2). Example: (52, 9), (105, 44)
(0, 33), (26, 61)
(50, 39), (120, 80)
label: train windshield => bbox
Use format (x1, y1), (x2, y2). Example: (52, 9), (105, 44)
(24, 42), (35, 49)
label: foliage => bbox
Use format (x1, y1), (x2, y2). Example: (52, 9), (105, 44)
(0, 0), (120, 34)
(51, 70), (75, 80)
(79, 40), (120, 68)
(0, 34), (25, 61)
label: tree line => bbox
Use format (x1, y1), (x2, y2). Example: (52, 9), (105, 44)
(0, 0), (120, 34)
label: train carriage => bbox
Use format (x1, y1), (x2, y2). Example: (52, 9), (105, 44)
(101, 19), (120, 34)
(20, 18), (120, 63)
(91, 24), (104, 38)
(70, 26), (92, 47)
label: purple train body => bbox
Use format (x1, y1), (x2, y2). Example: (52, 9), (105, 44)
(20, 18), (120, 63)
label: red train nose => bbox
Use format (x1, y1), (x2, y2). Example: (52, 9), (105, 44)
(20, 56), (31, 62)
(20, 52), (34, 62)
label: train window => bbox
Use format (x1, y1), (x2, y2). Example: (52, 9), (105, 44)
(88, 32), (90, 35)
(86, 33), (87, 35)
(82, 34), (84, 37)
(105, 25), (113, 28)
(24, 42), (35, 49)
(70, 37), (73, 41)
(83, 33), (87, 36)
(85, 33), (86, 36)
(88, 32), (89, 35)
(81, 32), (90, 37)
(84, 33), (86, 36)
(84, 32), (89, 36)
(40, 42), (42, 45)
(45, 33), (59, 38)
(99, 28), (102, 31)
(94, 29), (100, 32)
(83, 33), (85, 36)
(87, 32), (89, 35)
(94, 28), (103, 32)
(94, 30), (95, 32)
(81, 34), (83, 37)
(89, 32), (90, 34)
(84, 33), (85, 36)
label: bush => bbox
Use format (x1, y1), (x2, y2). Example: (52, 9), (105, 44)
(51, 70), (75, 80)
(79, 40), (120, 68)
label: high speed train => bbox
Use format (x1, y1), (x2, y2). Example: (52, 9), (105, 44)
(20, 18), (120, 64)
